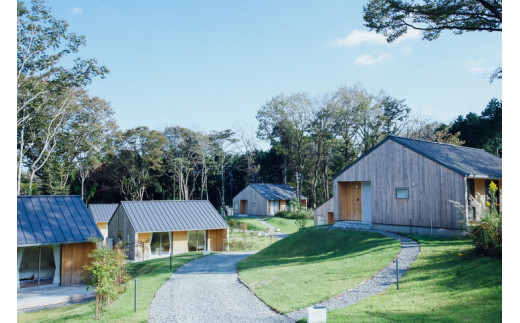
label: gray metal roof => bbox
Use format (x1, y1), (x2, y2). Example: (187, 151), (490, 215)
(18, 195), (103, 247)
(249, 183), (307, 200)
(390, 136), (502, 178)
(119, 200), (229, 233)
(88, 203), (119, 223)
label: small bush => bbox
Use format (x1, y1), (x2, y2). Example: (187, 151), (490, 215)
(84, 242), (129, 319)
(274, 210), (289, 218)
(467, 181), (502, 257)
(285, 200), (313, 230)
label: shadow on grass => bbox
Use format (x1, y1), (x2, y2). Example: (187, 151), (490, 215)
(401, 238), (502, 292)
(238, 227), (400, 271)
(328, 300), (502, 323)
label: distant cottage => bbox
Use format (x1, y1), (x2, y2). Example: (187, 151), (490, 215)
(88, 203), (119, 244)
(107, 200), (229, 261)
(17, 195), (103, 288)
(232, 183), (307, 216)
(327, 136), (501, 235)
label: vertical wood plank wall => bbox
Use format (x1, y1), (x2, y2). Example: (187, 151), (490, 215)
(61, 242), (96, 285)
(313, 198), (334, 225)
(96, 222), (107, 240)
(135, 232), (152, 261)
(334, 140), (468, 229)
(232, 186), (269, 216)
(172, 231), (188, 254)
(280, 200), (287, 211)
(208, 229), (227, 251)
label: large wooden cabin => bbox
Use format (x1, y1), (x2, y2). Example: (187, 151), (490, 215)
(330, 136), (502, 235)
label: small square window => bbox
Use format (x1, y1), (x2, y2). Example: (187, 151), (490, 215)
(396, 188), (409, 199)
(234, 202), (239, 210)
(251, 202), (256, 207)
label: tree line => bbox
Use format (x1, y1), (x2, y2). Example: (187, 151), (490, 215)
(17, 0), (502, 210)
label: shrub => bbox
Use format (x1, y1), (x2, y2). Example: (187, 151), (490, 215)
(84, 242), (129, 319)
(467, 181), (502, 257)
(274, 210), (289, 218)
(285, 200), (313, 230)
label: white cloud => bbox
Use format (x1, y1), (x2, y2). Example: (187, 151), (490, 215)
(68, 7), (83, 15)
(355, 53), (391, 66)
(333, 29), (421, 47)
(465, 59), (495, 75)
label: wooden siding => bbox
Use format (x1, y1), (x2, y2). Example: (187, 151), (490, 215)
(172, 231), (188, 254)
(96, 222), (107, 240)
(232, 186), (269, 216)
(338, 182), (362, 221)
(334, 140), (467, 229)
(207, 229), (227, 251)
(107, 206), (136, 259)
(313, 198), (333, 225)
(328, 212), (334, 225)
(280, 200), (287, 211)
(61, 242), (96, 286)
(134, 232), (152, 261)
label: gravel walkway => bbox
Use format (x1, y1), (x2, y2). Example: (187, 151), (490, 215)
(148, 252), (292, 323)
(286, 228), (420, 321)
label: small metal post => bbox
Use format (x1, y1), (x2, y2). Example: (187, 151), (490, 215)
(409, 219), (412, 235)
(134, 279), (138, 312)
(396, 259), (399, 290)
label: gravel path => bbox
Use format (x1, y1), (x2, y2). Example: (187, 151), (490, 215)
(148, 252), (293, 323)
(286, 228), (420, 320)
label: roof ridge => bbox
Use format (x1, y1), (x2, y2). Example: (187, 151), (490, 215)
(388, 135), (489, 152)
(18, 195), (82, 198)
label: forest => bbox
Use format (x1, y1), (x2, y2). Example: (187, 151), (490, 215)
(17, 0), (502, 211)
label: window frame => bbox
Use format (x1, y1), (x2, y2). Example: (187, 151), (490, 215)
(396, 187), (410, 199)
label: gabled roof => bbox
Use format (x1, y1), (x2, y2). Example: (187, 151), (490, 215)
(390, 136), (502, 178)
(118, 200), (229, 233)
(17, 195), (103, 247)
(335, 135), (502, 179)
(88, 203), (119, 223)
(249, 183), (307, 200)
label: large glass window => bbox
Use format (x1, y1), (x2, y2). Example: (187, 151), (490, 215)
(151, 232), (171, 256)
(187, 231), (206, 251)
(270, 200), (280, 215)
(18, 245), (56, 288)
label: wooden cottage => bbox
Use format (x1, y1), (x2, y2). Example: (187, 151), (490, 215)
(88, 203), (118, 244)
(313, 198), (334, 226)
(232, 183), (307, 216)
(331, 136), (502, 235)
(107, 200), (229, 261)
(17, 195), (103, 288)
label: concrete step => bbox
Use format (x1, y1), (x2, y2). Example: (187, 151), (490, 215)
(332, 221), (372, 231)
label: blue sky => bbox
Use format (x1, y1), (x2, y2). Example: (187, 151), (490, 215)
(40, 0), (501, 137)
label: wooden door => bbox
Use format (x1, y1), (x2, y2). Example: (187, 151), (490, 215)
(240, 200), (247, 214)
(338, 181), (362, 221)
(327, 212), (334, 224)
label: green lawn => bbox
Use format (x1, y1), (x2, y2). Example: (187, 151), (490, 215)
(238, 227), (401, 313)
(228, 231), (280, 251)
(263, 217), (314, 234)
(225, 216), (269, 231)
(18, 252), (204, 323)
(327, 235), (502, 322)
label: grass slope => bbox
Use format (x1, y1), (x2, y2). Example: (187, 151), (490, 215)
(263, 217), (314, 234)
(327, 236), (502, 322)
(18, 253), (203, 323)
(238, 227), (400, 313)
(225, 216), (268, 231)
